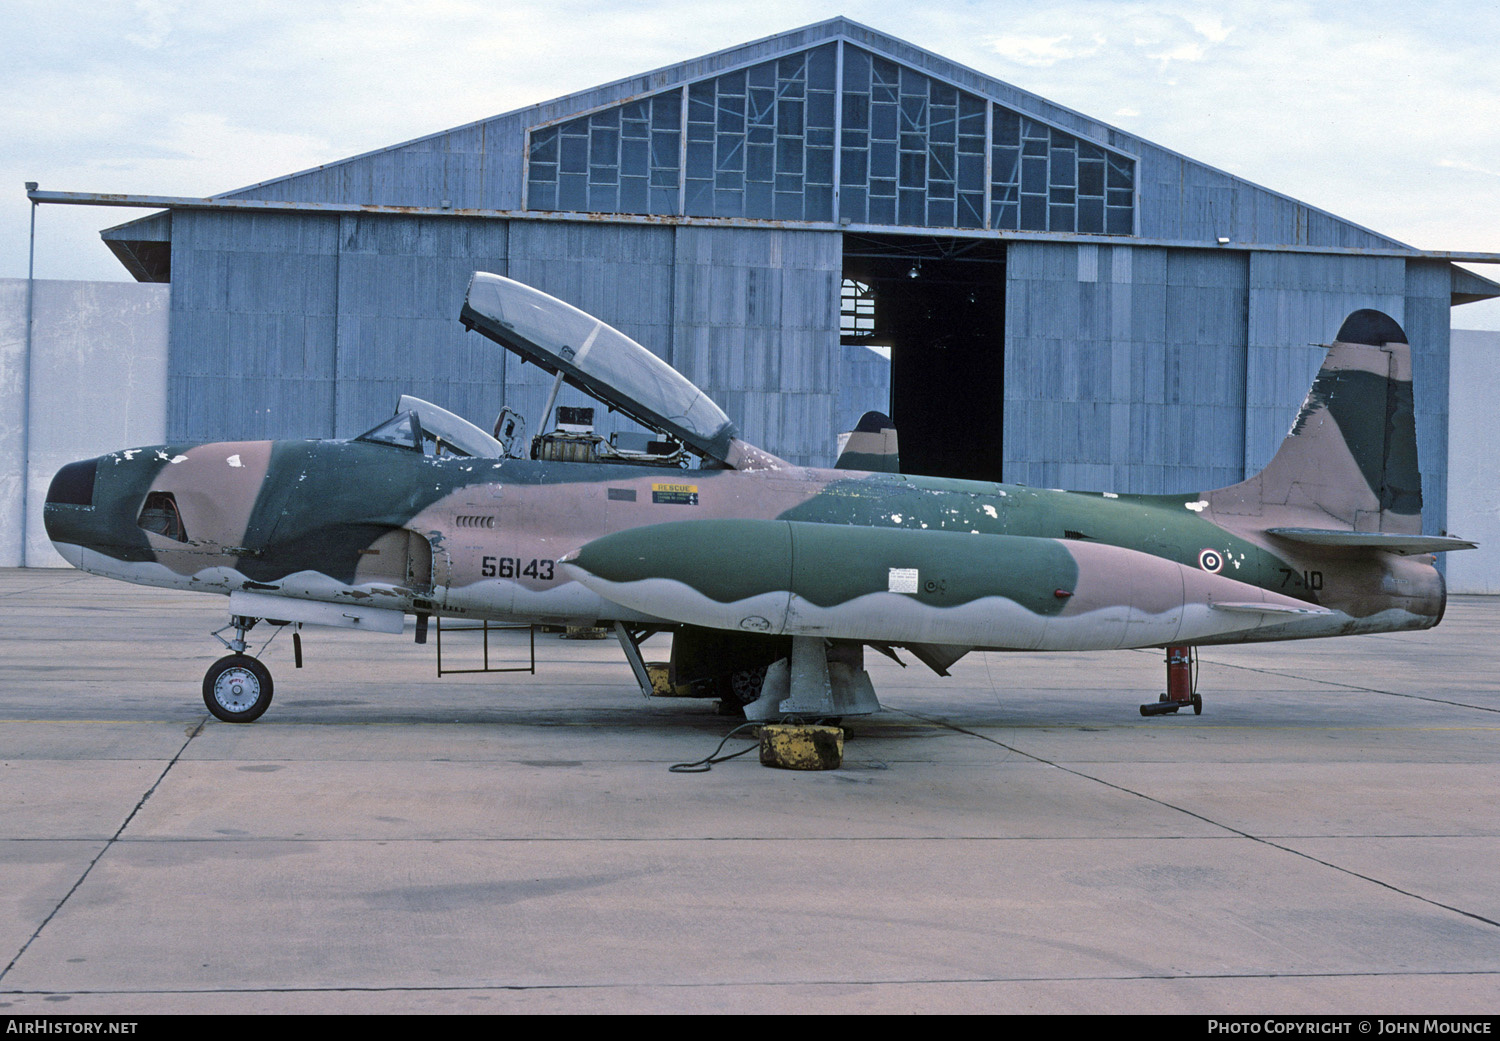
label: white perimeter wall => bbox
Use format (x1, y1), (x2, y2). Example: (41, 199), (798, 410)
(1447, 329), (1500, 593)
(0, 279), (169, 567)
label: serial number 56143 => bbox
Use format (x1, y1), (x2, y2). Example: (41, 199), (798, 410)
(482, 556), (555, 580)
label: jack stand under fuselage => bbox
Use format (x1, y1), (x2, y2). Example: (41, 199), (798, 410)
(744, 636), (882, 720)
(1140, 644), (1202, 716)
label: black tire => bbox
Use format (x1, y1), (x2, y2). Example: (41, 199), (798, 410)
(724, 664), (769, 707)
(202, 654), (274, 723)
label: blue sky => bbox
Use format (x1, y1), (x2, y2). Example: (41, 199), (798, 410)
(5, 0), (1498, 327)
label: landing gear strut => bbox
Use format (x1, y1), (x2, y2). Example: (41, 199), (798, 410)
(1140, 645), (1201, 716)
(203, 615), (275, 723)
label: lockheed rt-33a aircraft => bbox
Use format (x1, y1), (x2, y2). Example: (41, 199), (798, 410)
(44, 273), (1474, 723)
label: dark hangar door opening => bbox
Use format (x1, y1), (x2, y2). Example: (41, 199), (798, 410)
(841, 235), (1007, 482)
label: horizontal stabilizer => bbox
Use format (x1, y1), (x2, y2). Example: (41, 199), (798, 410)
(1267, 528), (1478, 555)
(1211, 601), (1334, 616)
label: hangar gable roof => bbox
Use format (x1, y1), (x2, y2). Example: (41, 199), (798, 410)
(199, 17), (1407, 251)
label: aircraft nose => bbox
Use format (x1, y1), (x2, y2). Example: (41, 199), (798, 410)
(43, 452), (158, 564)
(43, 457), (103, 553)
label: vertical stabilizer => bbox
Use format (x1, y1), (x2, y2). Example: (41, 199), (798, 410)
(834, 411), (901, 473)
(1209, 310), (1422, 534)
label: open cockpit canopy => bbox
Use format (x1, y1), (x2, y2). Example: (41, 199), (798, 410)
(460, 272), (739, 466)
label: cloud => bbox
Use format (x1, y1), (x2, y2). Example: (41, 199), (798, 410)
(1436, 158), (1500, 180)
(1146, 40), (1207, 67)
(1184, 12), (1232, 44)
(124, 0), (178, 50)
(985, 33), (1104, 67)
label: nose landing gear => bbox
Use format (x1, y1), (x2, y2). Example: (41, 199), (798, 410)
(203, 615), (275, 723)
(203, 654), (274, 722)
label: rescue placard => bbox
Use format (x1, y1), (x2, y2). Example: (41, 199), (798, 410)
(652, 483), (699, 505)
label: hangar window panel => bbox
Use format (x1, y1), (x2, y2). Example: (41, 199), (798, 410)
(1021, 156), (1048, 194)
(929, 105), (956, 146)
(957, 152), (984, 192)
(558, 174), (586, 211)
(806, 184), (833, 220)
(958, 192), (985, 229)
(649, 186), (677, 214)
(898, 189), (925, 226)
(838, 46), (988, 229)
(991, 111), (1134, 234)
(531, 135), (558, 164)
(528, 91), (682, 216)
(683, 43), (837, 221)
(1050, 141), (1076, 187)
(620, 176), (648, 212)
(1078, 196), (1104, 233)
(559, 129), (588, 175)
(1020, 193), (1047, 230)
(529, 178), (557, 211)
(525, 42), (1136, 233)
(928, 142), (955, 183)
(1078, 157), (1105, 196)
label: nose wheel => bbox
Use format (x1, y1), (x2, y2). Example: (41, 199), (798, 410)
(203, 654), (274, 722)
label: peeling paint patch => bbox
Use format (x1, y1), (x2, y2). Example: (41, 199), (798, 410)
(982, 504), (998, 518)
(226, 454), (244, 468)
(1102, 492), (1118, 499)
(1185, 500), (1208, 512)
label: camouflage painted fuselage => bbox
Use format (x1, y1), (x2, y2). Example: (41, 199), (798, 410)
(43, 434), (1444, 654)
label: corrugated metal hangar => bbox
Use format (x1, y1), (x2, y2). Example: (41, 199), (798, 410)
(80, 17), (1500, 537)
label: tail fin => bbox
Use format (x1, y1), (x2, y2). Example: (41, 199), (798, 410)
(835, 411), (901, 473)
(1210, 309), (1424, 535)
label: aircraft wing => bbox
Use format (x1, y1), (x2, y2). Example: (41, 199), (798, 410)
(460, 272), (739, 465)
(1266, 528), (1478, 555)
(1209, 601), (1334, 616)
